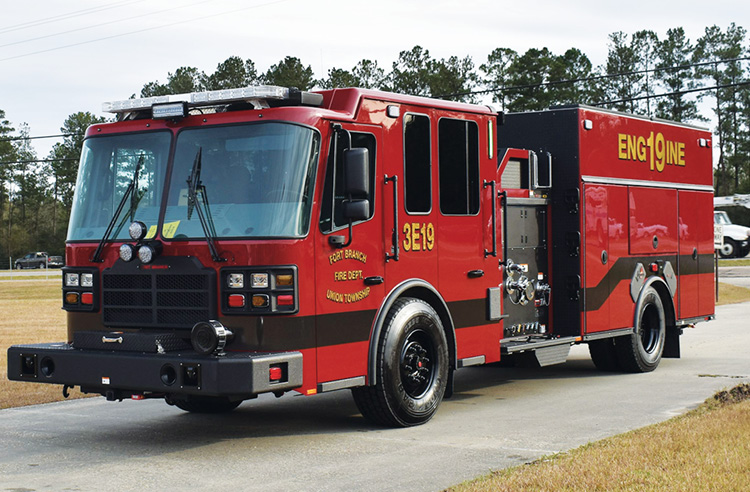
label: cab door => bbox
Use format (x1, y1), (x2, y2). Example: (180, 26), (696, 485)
(383, 112), (439, 295)
(315, 124), (385, 385)
(435, 116), (502, 364)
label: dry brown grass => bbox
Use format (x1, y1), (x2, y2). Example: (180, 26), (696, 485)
(716, 281), (750, 305)
(448, 385), (750, 492)
(0, 280), (90, 409)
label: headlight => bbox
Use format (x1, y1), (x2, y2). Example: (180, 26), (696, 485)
(227, 273), (244, 289)
(251, 273), (269, 288)
(80, 273), (94, 288)
(65, 273), (79, 287)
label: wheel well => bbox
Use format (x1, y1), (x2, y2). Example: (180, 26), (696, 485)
(404, 286), (457, 370)
(367, 281), (457, 385)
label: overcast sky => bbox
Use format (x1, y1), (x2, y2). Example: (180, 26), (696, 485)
(1, 0), (747, 157)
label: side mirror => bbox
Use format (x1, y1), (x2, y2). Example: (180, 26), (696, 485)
(343, 199), (370, 221)
(343, 148), (369, 198)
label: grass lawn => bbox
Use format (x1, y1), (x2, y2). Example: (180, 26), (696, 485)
(448, 386), (750, 492)
(0, 280), (89, 409)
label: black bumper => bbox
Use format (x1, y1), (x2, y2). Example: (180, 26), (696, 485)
(7, 343), (303, 398)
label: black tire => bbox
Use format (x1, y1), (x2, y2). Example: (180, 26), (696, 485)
(719, 238), (737, 258)
(352, 297), (449, 427)
(615, 286), (666, 373)
(588, 338), (622, 372)
(738, 246), (750, 259)
(171, 396), (241, 414)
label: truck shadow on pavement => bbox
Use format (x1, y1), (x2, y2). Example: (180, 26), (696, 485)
(32, 351), (633, 456)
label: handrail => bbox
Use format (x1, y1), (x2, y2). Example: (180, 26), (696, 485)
(384, 174), (399, 262)
(484, 180), (497, 258)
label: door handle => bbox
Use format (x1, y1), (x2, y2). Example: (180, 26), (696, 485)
(468, 269), (485, 278)
(364, 276), (384, 285)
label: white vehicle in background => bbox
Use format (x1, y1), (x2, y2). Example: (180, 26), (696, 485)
(713, 210), (750, 258)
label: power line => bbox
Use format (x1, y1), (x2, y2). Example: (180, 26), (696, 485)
(1, 158), (78, 165)
(436, 56), (750, 100)
(0, 0), (146, 35)
(0, 133), (81, 143)
(592, 80), (750, 106)
(0, 0), (295, 63)
(0, 0), (213, 50)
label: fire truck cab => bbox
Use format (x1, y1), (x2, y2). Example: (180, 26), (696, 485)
(8, 86), (715, 427)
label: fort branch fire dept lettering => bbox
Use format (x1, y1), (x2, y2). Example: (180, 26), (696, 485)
(327, 249), (370, 304)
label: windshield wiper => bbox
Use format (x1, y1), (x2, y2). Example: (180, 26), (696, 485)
(91, 154), (144, 263)
(186, 147), (225, 262)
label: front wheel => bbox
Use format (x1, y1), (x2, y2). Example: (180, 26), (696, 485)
(615, 286), (666, 373)
(719, 238), (737, 258)
(352, 297), (449, 427)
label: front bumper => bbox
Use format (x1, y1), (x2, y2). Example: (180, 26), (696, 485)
(7, 343), (303, 398)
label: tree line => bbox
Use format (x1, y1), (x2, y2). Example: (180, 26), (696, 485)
(0, 23), (748, 260)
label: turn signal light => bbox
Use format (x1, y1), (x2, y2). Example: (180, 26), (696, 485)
(276, 274), (293, 286)
(251, 294), (270, 308)
(65, 292), (79, 304)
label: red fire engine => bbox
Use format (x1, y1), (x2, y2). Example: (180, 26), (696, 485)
(8, 86), (715, 427)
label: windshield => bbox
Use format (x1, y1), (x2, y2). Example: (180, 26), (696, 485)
(714, 212), (731, 225)
(163, 123), (319, 239)
(68, 132), (170, 241)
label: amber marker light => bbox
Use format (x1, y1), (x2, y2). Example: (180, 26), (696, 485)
(276, 274), (293, 286)
(251, 294), (270, 308)
(65, 292), (79, 304)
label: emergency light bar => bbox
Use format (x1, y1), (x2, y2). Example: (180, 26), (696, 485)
(102, 85), (322, 115)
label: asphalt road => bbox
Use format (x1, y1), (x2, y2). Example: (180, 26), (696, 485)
(718, 264), (750, 289)
(0, 269), (61, 279)
(1, 302), (749, 492)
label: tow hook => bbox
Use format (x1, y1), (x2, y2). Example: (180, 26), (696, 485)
(62, 385), (72, 398)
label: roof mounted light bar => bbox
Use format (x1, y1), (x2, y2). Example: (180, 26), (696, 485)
(102, 85), (323, 115)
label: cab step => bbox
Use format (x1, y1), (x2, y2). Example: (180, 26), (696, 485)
(500, 336), (579, 367)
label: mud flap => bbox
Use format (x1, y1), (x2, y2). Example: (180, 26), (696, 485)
(663, 326), (682, 358)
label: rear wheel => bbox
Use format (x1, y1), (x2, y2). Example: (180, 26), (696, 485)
(616, 286), (666, 373)
(171, 396), (241, 414)
(352, 297), (449, 427)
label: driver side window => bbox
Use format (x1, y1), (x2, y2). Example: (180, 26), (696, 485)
(319, 131), (377, 233)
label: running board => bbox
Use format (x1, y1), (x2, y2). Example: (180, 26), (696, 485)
(500, 336), (578, 367)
